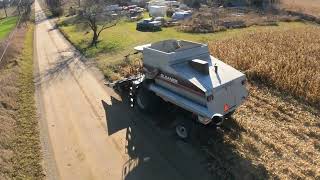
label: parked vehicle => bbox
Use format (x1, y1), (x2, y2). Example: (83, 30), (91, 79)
(172, 11), (192, 21)
(136, 18), (162, 31)
(153, 17), (166, 25)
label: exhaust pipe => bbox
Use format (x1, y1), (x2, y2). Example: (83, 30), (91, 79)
(212, 114), (224, 126)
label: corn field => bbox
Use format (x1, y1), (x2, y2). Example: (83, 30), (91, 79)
(209, 25), (320, 108)
(204, 24), (320, 179)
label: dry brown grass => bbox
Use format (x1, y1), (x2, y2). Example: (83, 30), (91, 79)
(0, 16), (27, 180)
(179, 8), (300, 33)
(0, 27), (25, 180)
(280, 0), (320, 17)
(0, 24), (43, 179)
(0, 66), (20, 180)
(209, 25), (320, 108)
(102, 53), (143, 81)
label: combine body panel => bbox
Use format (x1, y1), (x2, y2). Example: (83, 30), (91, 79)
(137, 40), (248, 122)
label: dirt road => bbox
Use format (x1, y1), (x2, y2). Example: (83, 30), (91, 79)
(34, 1), (213, 180)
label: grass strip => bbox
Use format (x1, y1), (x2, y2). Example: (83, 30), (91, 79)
(0, 16), (18, 40)
(11, 24), (44, 180)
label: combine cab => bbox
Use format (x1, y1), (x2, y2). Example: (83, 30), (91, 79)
(110, 40), (248, 139)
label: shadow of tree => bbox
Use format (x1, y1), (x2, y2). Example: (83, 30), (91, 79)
(34, 48), (95, 88)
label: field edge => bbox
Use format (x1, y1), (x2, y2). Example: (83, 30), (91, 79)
(11, 24), (44, 180)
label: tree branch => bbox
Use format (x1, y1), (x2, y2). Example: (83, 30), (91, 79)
(97, 22), (117, 36)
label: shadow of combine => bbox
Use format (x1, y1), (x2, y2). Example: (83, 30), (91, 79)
(196, 119), (269, 179)
(102, 97), (180, 180)
(102, 92), (270, 180)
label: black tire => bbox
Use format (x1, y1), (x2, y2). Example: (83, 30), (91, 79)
(136, 85), (161, 113)
(175, 118), (196, 141)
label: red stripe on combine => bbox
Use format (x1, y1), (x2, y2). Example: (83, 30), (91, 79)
(156, 77), (205, 97)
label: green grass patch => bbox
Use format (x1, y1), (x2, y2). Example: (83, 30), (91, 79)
(11, 24), (44, 180)
(0, 16), (18, 40)
(58, 17), (311, 79)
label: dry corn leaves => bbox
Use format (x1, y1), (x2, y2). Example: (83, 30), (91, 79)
(205, 25), (320, 179)
(209, 25), (320, 108)
(203, 84), (319, 179)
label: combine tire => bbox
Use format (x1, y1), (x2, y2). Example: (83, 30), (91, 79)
(176, 123), (190, 140)
(175, 118), (195, 141)
(136, 85), (160, 113)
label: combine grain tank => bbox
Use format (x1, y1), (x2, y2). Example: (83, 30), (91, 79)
(114, 40), (248, 139)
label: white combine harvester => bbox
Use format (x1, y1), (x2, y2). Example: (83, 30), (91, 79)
(109, 40), (248, 139)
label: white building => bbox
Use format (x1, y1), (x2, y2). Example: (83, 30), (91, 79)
(149, 5), (167, 17)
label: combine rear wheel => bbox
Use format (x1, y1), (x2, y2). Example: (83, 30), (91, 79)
(176, 123), (190, 140)
(174, 118), (196, 141)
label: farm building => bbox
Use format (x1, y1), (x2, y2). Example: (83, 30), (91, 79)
(149, 5), (167, 17)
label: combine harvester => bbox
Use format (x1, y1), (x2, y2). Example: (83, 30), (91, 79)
(109, 40), (248, 139)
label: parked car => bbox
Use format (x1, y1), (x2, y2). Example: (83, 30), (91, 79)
(136, 18), (162, 31)
(172, 11), (192, 21)
(153, 17), (166, 25)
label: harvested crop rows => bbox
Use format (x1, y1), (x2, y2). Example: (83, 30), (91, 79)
(206, 24), (320, 179)
(204, 84), (320, 179)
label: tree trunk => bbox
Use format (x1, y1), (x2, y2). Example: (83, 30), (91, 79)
(18, 5), (21, 16)
(91, 30), (98, 47)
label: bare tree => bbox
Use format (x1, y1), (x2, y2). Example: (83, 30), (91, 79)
(20, 0), (33, 23)
(1, 0), (8, 17)
(78, 0), (120, 47)
(45, 0), (62, 16)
